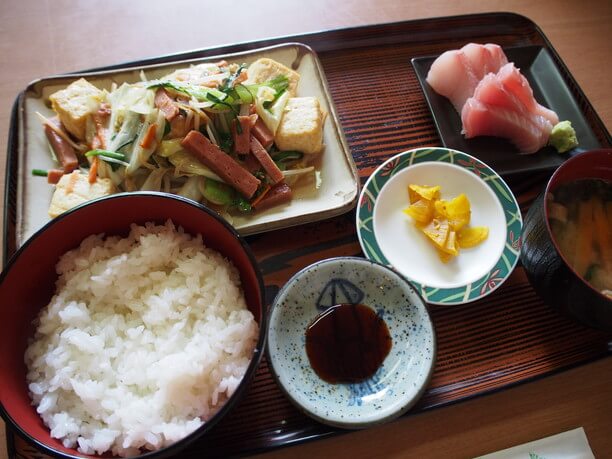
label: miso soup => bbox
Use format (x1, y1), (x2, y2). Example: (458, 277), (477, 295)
(548, 178), (612, 299)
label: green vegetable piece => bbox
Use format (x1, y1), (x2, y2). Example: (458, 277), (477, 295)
(206, 92), (242, 133)
(32, 169), (48, 177)
(147, 80), (226, 104)
(202, 178), (235, 205)
(272, 150), (303, 162)
(263, 88), (286, 110)
(244, 75), (289, 97)
(158, 139), (183, 158)
(233, 84), (254, 104)
(163, 120), (171, 137)
(549, 120), (578, 153)
(85, 149), (127, 161)
(115, 136), (136, 151)
(206, 92), (236, 113)
(219, 132), (234, 153)
(219, 64), (246, 92)
(233, 196), (252, 213)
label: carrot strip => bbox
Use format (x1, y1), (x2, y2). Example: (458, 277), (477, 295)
(88, 156), (99, 184)
(201, 80), (220, 88)
(592, 199), (611, 271)
(46, 169), (65, 185)
(234, 71), (248, 85)
(140, 123), (158, 149)
(250, 184), (271, 208)
(573, 198), (594, 276)
(66, 171), (79, 193)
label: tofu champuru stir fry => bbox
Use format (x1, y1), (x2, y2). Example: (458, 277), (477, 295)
(36, 58), (326, 219)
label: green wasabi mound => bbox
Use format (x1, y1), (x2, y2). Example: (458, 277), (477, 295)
(549, 120), (578, 153)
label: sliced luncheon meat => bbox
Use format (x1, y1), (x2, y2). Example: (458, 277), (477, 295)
(154, 89), (180, 121)
(44, 124), (79, 173)
(251, 118), (275, 149)
(232, 116), (252, 155)
(181, 130), (260, 198)
(253, 183), (293, 211)
(249, 136), (284, 184)
(426, 43), (508, 113)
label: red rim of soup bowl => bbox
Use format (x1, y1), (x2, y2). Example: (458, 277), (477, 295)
(0, 192), (267, 459)
(543, 148), (612, 304)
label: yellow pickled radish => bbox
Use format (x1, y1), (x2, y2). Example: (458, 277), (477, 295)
(403, 199), (434, 224)
(421, 218), (450, 249)
(444, 195), (471, 230)
(439, 230), (459, 256)
(403, 184), (488, 262)
(408, 184), (441, 204)
(437, 249), (453, 263)
(458, 226), (489, 248)
(446, 193), (470, 215)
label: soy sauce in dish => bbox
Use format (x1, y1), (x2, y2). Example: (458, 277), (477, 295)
(305, 303), (392, 384)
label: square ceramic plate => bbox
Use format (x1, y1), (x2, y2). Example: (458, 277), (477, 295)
(16, 43), (359, 246)
(411, 45), (602, 175)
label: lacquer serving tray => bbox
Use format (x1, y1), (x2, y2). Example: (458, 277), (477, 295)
(4, 12), (612, 459)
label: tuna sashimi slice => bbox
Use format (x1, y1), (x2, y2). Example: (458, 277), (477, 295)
(497, 63), (559, 126)
(462, 43), (509, 77)
(460, 62), (558, 154)
(472, 72), (527, 114)
(461, 98), (552, 154)
(426, 43), (508, 113)
(472, 71), (555, 129)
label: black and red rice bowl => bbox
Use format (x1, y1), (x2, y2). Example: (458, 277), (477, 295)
(0, 192), (266, 458)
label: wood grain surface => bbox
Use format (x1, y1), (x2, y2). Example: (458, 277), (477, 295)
(0, 1), (610, 458)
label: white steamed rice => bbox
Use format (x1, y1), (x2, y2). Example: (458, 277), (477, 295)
(24, 220), (259, 457)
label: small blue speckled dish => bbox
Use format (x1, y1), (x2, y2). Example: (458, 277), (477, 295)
(267, 257), (436, 429)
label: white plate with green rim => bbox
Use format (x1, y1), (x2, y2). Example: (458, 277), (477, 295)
(356, 147), (522, 305)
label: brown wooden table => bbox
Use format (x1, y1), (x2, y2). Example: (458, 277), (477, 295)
(1, 1), (610, 458)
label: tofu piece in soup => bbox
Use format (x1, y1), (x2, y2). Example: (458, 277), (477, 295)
(275, 97), (325, 154)
(49, 78), (104, 140)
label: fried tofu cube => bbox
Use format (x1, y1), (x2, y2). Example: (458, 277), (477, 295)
(49, 78), (104, 140)
(275, 97), (325, 154)
(245, 58), (300, 96)
(48, 171), (115, 218)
